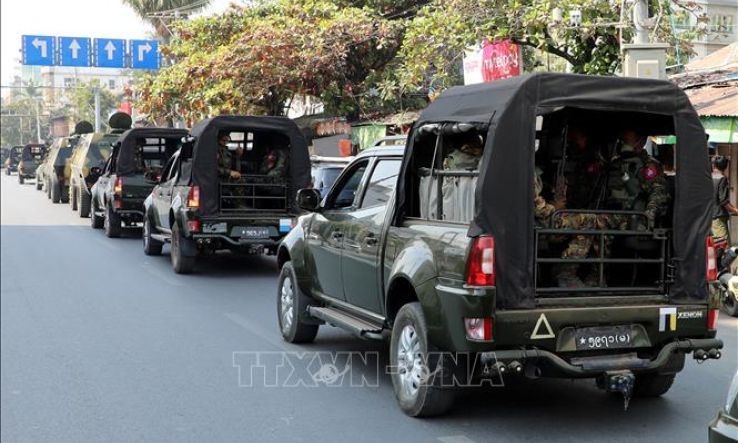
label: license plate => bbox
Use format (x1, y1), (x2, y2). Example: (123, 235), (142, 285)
(239, 227), (270, 239)
(574, 325), (634, 350)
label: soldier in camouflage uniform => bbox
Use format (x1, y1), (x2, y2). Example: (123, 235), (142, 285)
(605, 129), (670, 229)
(133, 139), (146, 173)
(217, 133), (245, 208)
(564, 128), (605, 209)
(261, 151), (285, 177)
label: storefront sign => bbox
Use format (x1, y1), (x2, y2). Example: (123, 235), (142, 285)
(463, 40), (522, 85)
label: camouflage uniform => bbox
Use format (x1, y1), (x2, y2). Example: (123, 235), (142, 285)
(565, 149), (605, 209)
(217, 143), (233, 179)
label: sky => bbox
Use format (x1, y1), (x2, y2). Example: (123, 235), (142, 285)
(0, 0), (234, 90)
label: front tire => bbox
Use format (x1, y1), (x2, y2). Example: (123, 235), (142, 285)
(277, 261), (319, 343)
(70, 186), (78, 211)
(143, 214), (163, 256)
(171, 224), (196, 274)
(723, 291), (738, 317)
(78, 187), (91, 217)
(90, 200), (104, 229)
(46, 178), (51, 199)
(51, 178), (61, 203)
(35, 179), (42, 191)
(104, 205), (122, 238)
(390, 303), (455, 417)
(18, 174), (24, 184)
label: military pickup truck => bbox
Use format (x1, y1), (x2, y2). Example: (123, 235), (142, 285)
(4, 146), (21, 175)
(276, 73), (724, 417)
(142, 116), (310, 274)
(91, 127), (187, 237)
(17, 143), (47, 184)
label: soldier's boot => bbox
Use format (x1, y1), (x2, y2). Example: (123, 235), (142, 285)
(582, 269), (606, 288)
(557, 264), (585, 288)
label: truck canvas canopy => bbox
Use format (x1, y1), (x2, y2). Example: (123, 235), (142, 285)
(397, 73), (711, 309)
(187, 115), (311, 216)
(114, 128), (188, 176)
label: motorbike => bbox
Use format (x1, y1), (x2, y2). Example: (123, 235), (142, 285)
(714, 238), (738, 317)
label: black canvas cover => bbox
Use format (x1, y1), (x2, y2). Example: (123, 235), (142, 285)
(115, 128), (188, 176)
(188, 115), (311, 215)
(21, 144), (47, 161)
(397, 73), (711, 309)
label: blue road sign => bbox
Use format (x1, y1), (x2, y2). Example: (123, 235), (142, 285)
(130, 40), (159, 70)
(59, 37), (91, 67)
(22, 35), (55, 66)
(94, 38), (126, 68)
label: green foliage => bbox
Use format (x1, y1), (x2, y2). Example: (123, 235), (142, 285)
(1, 98), (45, 147)
(63, 82), (121, 131)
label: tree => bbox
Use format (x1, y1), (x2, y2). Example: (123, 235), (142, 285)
(121, 0), (214, 40)
(135, 0), (403, 122)
(62, 82), (121, 131)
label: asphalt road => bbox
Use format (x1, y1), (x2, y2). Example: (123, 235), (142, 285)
(2, 172), (737, 443)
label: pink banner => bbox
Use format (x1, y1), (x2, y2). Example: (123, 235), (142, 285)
(481, 40), (522, 82)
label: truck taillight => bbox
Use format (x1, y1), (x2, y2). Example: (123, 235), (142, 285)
(114, 177), (123, 195)
(188, 186), (200, 208)
(708, 309), (719, 330)
(464, 318), (493, 341)
(466, 237), (495, 286)
(707, 237), (718, 281)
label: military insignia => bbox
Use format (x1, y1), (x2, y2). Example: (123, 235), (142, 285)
(643, 165), (658, 181)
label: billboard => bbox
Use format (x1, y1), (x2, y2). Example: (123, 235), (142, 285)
(463, 40), (522, 85)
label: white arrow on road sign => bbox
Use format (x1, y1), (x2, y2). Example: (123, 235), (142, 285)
(69, 39), (81, 59)
(32, 38), (47, 58)
(104, 41), (116, 60)
(137, 42), (152, 61)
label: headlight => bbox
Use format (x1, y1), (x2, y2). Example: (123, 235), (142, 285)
(726, 370), (738, 413)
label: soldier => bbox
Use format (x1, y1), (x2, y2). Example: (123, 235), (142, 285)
(217, 133), (241, 180)
(563, 127), (605, 209)
(605, 129), (670, 230)
(443, 132), (483, 171)
(261, 151), (285, 177)
(134, 139), (146, 173)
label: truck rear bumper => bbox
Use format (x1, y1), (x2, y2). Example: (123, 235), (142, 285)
(479, 337), (723, 378)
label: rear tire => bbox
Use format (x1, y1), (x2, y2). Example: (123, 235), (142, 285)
(143, 214), (163, 256)
(46, 179), (51, 199)
(633, 373), (676, 398)
(722, 293), (738, 317)
(171, 224), (196, 274)
(104, 205), (122, 238)
(78, 188), (91, 217)
(90, 200), (104, 229)
(70, 186), (78, 211)
(35, 179), (42, 191)
(390, 302), (455, 417)
(18, 174), (24, 184)
(277, 261), (319, 343)
(51, 178), (61, 203)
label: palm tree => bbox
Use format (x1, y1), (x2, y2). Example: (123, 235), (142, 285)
(121, 0), (214, 41)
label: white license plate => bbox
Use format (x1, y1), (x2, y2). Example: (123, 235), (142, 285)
(239, 227), (270, 239)
(574, 325), (634, 350)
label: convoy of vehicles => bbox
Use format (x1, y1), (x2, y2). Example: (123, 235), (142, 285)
(91, 127), (187, 237)
(142, 116), (310, 274)
(276, 73), (724, 416)
(17, 143), (48, 184)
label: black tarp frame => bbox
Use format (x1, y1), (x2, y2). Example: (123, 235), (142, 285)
(21, 144), (47, 161)
(396, 73), (711, 309)
(115, 128), (188, 176)
(188, 115), (311, 216)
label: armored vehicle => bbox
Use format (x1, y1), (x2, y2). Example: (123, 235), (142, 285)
(142, 115), (310, 274)
(4, 146), (22, 175)
(17, 143), (47, 184)
(276, 73), (724, 416)
(91, 127), (187, 237)
(69, 114), (130, 217)
(39, 136), (79, 201)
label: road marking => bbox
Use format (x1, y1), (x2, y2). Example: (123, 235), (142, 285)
(531, 313), (555, 339)
(439, 436), (479, 443)
(224, 312), (296, 352)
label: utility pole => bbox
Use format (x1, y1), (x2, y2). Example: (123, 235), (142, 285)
(34, 98), (42, 143)
(94, 87), (101, 132)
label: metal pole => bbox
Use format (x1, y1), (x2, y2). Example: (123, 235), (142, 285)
(633, 0), (650, 44)
(35, 99), (42, 143)
(19, 117), (24, 145)
(94, 87), (101, 132)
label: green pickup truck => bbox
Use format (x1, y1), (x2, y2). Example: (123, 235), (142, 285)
(276, 73), (724, 417)
(91, 127), (187, 237)
(142, 116), (310, 274)
(17, 143), (47, 184)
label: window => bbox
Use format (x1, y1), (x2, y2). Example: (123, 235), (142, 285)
(710, 14), (734, 33)
(327, 161), (369, 209)
(360, 160), (401, 209)
(63, 77), (74, 88)
(108, 79), (117, 90)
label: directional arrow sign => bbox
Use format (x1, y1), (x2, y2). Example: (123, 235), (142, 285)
(130, 39), (159, 70)
(22, 35), (55, 66)
(94, 38), (126, 68)
(59, 37), (90, 67)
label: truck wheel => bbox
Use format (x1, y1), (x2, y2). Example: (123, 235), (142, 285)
(277, 261), (319, 343)
(633, 373), (676, 398)
(104, 205), (122, 238)
(70, 186), (78, 211)
(390, 302), (455, 417)
(143, 214), (163, 256)
(78, 188), (91, 217)
(18, 174), (24, 184)
(90, 200), (104, 229)
(51, 178), (62, 203)
(5, 168), (9, 176)
(171, 224), (196, 274)
(723, 292), (738, 317)
(35, 179), (42, 191)
(46, 179), (51, 199)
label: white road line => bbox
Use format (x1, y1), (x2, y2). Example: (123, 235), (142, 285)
(224, 312), (296, 352)
(439, 436), (479, 443)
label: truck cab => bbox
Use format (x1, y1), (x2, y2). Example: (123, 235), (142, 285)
(276, 73), (724, 417)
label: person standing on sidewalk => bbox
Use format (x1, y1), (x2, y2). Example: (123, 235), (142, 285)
(712, 156), (738, 244)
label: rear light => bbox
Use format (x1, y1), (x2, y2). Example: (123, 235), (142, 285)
(707, 237), (718, 281)
(708, 309), (719, 330)
(466, 237), (495, 286)
(113, 198), (122, 209)
(188, 185), (200, 208)
(114, 177), (123, 195)
(187, 220), (200, 233)
(464, 318), (493, 341)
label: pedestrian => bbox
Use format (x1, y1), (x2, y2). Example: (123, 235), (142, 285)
(712, 156), (738, 244)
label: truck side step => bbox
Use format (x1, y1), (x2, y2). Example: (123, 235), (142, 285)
(308, 306), (383, 340)
(151, 233), (170, 243)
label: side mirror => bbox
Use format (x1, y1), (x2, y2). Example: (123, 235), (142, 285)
(297, 188), (322, 212)
(90, 166), (102, 176)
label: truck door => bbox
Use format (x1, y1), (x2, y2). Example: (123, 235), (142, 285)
(153, 153), (179, 228)
(341, 158), (401, 313)
(307, 159), (370, 300)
